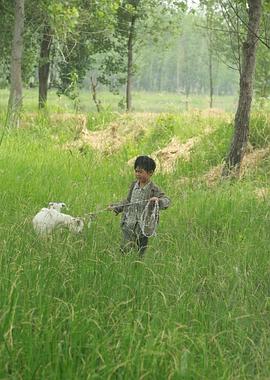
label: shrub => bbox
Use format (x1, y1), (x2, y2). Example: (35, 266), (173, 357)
(249, 111), (270, 148)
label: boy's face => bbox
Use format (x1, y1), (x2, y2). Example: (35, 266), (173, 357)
(134, 167), (152, 185)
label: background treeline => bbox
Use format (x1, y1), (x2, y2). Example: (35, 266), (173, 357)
(132, 14), (238, 96)
(2, 0), (270, 113)
(0, 3), (239, 97)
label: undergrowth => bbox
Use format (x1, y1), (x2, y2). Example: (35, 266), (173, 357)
(1, 110), (270, 379)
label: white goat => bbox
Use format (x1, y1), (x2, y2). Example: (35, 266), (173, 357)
(33, 207), (84, 236)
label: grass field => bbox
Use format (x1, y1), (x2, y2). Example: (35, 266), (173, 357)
(1, 101), (270, 379)
(0, 88), (239, 114)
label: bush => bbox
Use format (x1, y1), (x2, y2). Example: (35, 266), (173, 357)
(86, 110), (118, 131)
(249, 111), (270, 148)
(146, 114), (175, 149)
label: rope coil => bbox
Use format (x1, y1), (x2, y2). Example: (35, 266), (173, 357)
(140, 200), (159, 237)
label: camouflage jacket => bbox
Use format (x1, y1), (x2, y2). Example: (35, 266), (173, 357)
(112, 180), (170, 228)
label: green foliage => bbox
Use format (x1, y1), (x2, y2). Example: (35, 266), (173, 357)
(0, 1), (13, 79)
(249, 111), (270, 148)
(255, 44), (270, 98)
(21, 0), (81, 90)
(96, 46), (127, 92)
(56, 1), (121, 99)
(170, 114), (233, 178)
(147, 114), (175, 146)
(190, 121), (232, 172)
(86, 110), (118, 131)
(47, 3), (79, 37)
(133, 13), (239, 95)
(57, 70), (80, 110)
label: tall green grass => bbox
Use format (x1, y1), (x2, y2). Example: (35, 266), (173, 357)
(1, 110), (270, 379)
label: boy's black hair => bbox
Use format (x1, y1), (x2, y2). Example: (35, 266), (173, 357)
(134, 156), (156, 173)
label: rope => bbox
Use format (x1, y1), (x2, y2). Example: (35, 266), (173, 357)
(85, 200), (147, 217)
(140, 200), (159, 237)
(84, 200), (148, 228)
(85, 199), (160, 237)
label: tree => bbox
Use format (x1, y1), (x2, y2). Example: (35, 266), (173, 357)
(114, 0), (141, 111)
(0, 1), (14, 89)
(223, 0), (262, 175)
(36, 1), (79, 108)
(132, 10), (238, 96)
(200, 0), (216, 108)
(38, 24), (53, 108)
(178, 14), (206, 101)
(8, 0), (24, 127)
(126, 7), (136, 111)
(254, 4), (270, 98)
(115, 0), (186, 111)
(56, 1), (121, 110)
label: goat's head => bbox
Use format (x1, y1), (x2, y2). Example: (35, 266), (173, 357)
(48, 202), (67, 212)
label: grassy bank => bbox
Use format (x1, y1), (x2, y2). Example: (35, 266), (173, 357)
(1, 110), (270, 379)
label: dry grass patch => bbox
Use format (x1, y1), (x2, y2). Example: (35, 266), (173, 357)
(66, 112), (158, 154)
(152, 137), (200, 173)
(50, 113), (87, 128)
(187, 107), (233, 120)
(203, 146), (270, 186)
(240, 146), (270, 177)
(253, 187), (270, 200)
(127, 136), (200, 173)
(145, 120), (215, 173)
(20, 112), (87, 129)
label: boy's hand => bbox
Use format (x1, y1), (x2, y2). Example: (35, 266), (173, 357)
(149, 197), (159, 203)
(107, 205), (119, 214)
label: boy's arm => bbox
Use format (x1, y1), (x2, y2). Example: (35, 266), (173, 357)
(108, 181), (136, 214)
(151, 185), (171, 210)
(109, 200), (128, 214)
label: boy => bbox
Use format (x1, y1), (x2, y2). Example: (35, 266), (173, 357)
(108, 156), (170, 256)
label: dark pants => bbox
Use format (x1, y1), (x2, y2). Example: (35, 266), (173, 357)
(120, 223), (148, 257)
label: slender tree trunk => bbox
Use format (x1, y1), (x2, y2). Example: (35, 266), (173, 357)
(208, 21), (214, 108)
(8, 0), (24, 128)
(223, 0), (262, 176)
(38, 25), (53, 109)
(90, 76), (102, 113)
(149, 57), (153, 91)
(206, 8), (214, 109)
(184, 85), (190, 111)
(176, 55), (180, 93)
(209, 43), (213, 108)
(126, 15), (136, 112)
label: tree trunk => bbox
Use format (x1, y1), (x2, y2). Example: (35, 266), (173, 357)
(90, 76), (102, 113)
(38, 25), (53, 109)
(8, 0), (24, 128)
(126, 15), (136, 112)
(208, 22), (213, 108)
(176, 54), (180, 93)
(206, 7), (214, 109)
(223, 0), (262, 176)
(208, 39), (214, 108)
